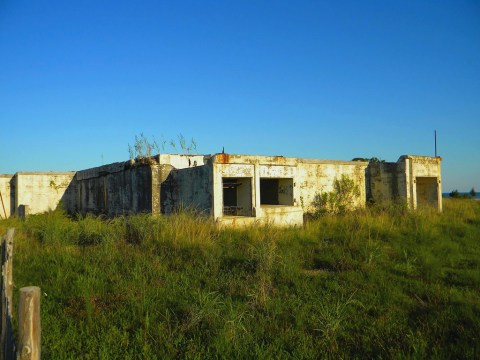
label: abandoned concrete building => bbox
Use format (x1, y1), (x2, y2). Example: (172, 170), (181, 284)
(0, 153), (442, 226)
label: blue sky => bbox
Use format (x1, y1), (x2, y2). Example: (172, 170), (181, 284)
(1, 0), (479, 192)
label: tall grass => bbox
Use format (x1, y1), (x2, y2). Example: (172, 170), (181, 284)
(1, 199), (479, 359)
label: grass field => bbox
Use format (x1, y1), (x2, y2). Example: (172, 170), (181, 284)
(1, 199), (479, 359)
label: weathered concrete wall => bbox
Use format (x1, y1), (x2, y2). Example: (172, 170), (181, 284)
(4, 152), (441, 223)
(217, 206), (304, 227)
(0, 175), (14, 218)
(296, 160), (368, 213)
(212, 160), (255, 220)
(210, 154), (368, 226)
(366, 156), (442, 211)
(73, 162), (153, 216)
(366, 162), (406, 204)
(404, 156), (442, 211)
(14, 172), (76, 215)
(157, 154), (209, 169)
(161, 164), (213, 214)
(63, 155), (212, 216)
(151, 164), (176, 215)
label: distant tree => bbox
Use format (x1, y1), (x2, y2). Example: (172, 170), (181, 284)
(368, 157), (385, 164)
(351, 157), (385, 163)
(449, 190), (460, 198)
(470, 187), (476, 198)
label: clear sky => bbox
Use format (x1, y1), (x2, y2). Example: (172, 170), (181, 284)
(1, 0), (479, 192)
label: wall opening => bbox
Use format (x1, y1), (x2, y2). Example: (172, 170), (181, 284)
(416, 177), (438, 208)
(222, 178), (252, 216)
(260, 178), (294, 206)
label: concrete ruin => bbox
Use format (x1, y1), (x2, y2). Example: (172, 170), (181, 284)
(0, 154), (442, 226)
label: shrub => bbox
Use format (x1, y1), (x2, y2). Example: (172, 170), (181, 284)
(312, 175), (360, 216)
(469, 187), (476, 198)
(450, 190), (460, 198)
(450, 189), (477, 199)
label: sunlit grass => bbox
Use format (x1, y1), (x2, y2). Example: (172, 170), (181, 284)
(1, 198), (479, 359)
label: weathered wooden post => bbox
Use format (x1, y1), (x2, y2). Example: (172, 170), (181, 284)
(1, 228), (15, 360)
(4, 229), (14, 316)
(17, 287), (41, 360)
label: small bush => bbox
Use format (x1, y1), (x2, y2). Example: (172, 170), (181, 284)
(312, 175), (360, 216)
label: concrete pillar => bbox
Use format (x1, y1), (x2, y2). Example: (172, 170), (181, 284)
(212, 163), (222, 220)
(253, 163), (261, 218)
(18, 205), (30, 220)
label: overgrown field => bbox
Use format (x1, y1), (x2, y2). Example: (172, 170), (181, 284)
(1, 200), (479, 359)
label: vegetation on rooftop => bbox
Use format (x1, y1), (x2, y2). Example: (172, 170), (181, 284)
(128, 133), (197, 163)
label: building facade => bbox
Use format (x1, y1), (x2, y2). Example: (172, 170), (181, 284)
(0, 153), (442, 226)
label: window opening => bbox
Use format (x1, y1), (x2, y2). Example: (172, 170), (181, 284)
(260, 178), (294, 206)
(222, 178), (252, 216)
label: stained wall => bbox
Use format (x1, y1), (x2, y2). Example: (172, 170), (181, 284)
(14, 172), (76, 215)
(0, 175), (14, 218)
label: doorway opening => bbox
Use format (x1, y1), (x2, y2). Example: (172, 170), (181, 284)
(416, 177), (438, 208)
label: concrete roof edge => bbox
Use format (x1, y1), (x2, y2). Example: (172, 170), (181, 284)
(15, 171), (77, 175)
(210, 153), (368, 165)
(398, 155), (442, 161)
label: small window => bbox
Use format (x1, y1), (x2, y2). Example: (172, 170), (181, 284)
(260, 178), (294, 206)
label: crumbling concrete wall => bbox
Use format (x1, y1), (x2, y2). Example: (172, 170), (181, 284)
(70, 154), (210, 216)
(366, 162), (405, 204)
(3, 153), (441, 222)
(211, 154), (304, 225)
(366, 156), (442, 211)
(404, 156), (442, 211)
(296, 160), (368, 214)
(156, 154), (211, 214)
(0, 175), (14, 218)
(73, 162), (153, 216)
(157, 154), (208, 169)
(14, 172), (76, 215)
(210, 154), (368, 226)
(161, 164), (213, 214)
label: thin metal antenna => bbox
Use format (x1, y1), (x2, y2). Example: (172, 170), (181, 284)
(434, 130), (437, 157)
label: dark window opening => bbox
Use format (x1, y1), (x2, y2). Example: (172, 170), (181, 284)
(260, 178), (294, 206)
(260, 179), (279, 205)
(222, 178), (252, 216)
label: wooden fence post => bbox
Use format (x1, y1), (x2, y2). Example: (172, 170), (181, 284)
(1, 228), (15, 360)
(4, 229), (14, 315)
(17, 287), (41, 360)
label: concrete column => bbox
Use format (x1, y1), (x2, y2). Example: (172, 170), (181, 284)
(437, 158), (443, 212)
(18, 205), (30, 220)
(212, 164), (222, 220)
(253, 163), (261, 218)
